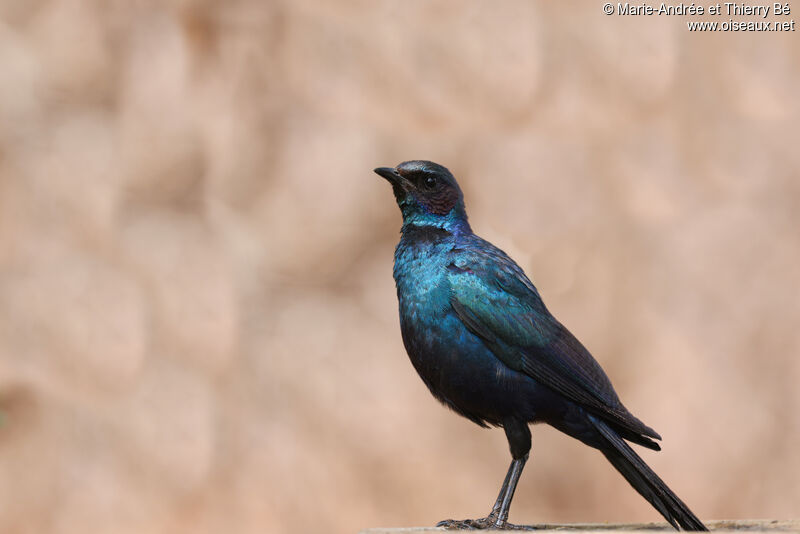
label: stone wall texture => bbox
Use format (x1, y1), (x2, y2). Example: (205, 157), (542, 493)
(0, 1), (798, 533)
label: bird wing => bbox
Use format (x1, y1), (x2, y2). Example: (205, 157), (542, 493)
(446, 243), (660, 440)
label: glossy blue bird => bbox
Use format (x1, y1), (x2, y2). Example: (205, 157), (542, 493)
(374, 161), (706, 531)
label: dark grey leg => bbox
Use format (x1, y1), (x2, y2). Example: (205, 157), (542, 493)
(437, 420), (533, 530)
(494, 455), (527, 525)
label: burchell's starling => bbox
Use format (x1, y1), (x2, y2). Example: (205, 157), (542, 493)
(373, 160), (706, 531)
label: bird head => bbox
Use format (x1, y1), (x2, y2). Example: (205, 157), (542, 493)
(374, 160), (469, 231)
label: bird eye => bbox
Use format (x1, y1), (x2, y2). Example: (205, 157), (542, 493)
(424, 176), (436, 189)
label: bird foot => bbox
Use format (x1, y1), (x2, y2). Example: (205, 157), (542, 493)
(436, 516), (535, 530)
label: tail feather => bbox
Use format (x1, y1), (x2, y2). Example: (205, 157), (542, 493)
(589, 415), (707, 531)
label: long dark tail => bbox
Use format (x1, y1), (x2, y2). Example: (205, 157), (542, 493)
(589, 415), (707, 531)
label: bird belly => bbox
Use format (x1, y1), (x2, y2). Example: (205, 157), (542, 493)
(399, 310), (557, 427)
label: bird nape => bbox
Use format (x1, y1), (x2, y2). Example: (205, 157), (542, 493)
(373, 161), (707, 531)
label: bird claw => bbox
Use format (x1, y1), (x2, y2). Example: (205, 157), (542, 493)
(436, 516), (535, 530)
(436, 517), (498, 530)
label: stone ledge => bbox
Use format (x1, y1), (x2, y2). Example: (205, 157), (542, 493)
(360, 519), (799, 534)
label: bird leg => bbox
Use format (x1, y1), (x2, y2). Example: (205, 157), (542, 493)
(437, 455), (532, 530)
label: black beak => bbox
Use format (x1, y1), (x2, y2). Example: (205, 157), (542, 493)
(374, 167), (401, 184)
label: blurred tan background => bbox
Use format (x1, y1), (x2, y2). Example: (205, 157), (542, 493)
(0, 1), (798, 533)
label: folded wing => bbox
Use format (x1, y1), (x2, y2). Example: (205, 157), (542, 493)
(447, 243), (661, 445)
